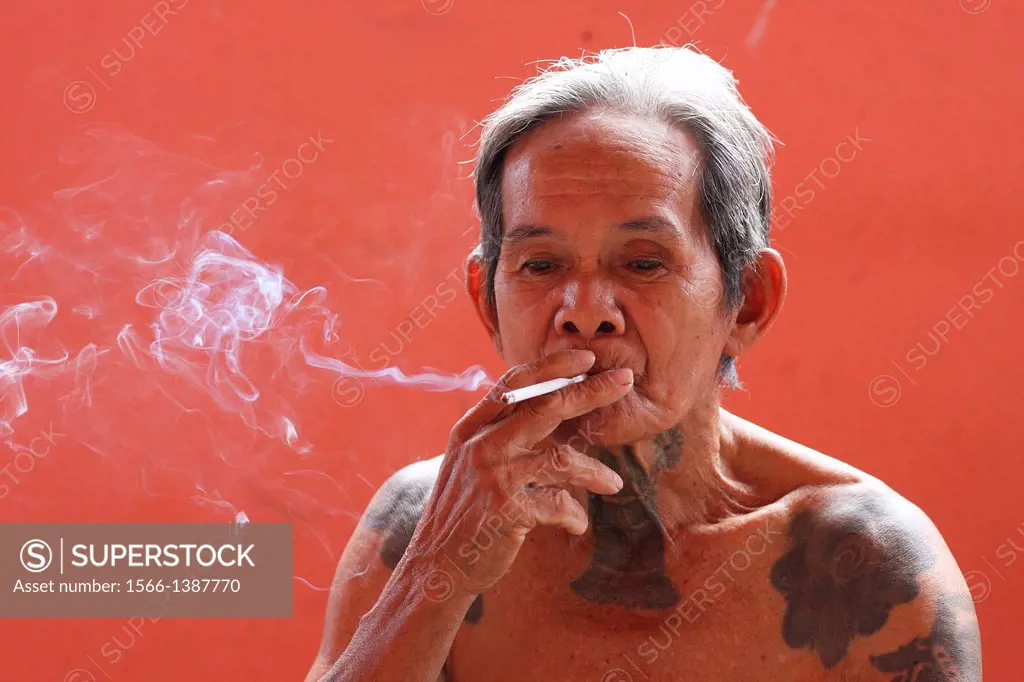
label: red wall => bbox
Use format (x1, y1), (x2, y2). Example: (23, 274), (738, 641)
(1, 0), (1020, 679)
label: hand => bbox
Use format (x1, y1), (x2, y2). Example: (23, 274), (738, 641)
(402, 349), (633, 599)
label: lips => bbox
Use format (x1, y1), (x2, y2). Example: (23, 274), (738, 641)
(590, 361), (640, 382)
(558, 347), (640, 380)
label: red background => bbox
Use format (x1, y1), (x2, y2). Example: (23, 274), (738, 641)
(1, 0), (1021, 679)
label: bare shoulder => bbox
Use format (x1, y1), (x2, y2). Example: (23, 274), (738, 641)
(362, 455), (445, 568)
(721, 408), (871, 498)
(769, 480), (983, 680)
(721, 411), (982, 678)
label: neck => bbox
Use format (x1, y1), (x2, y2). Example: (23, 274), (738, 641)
(557, 399), (761, 610)
(586, 398), (755, 532)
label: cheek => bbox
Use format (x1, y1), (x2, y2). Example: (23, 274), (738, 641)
(494, 279), (559, 362)
(639, 302), (726, 386)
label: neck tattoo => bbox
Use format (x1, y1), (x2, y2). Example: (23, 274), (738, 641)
(570, 427), (685, 609)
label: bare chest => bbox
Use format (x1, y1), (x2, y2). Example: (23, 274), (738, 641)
(447, 514), (830, 682)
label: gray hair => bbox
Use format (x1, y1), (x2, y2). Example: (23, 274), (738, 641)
(470, 46), (778, 388)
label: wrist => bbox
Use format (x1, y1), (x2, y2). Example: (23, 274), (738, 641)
(391, 551), (480, 611)
(334, 554), (472, 682)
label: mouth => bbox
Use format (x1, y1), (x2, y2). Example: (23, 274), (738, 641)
(590, 361), (641, 383)
(556, 347), (642, 382)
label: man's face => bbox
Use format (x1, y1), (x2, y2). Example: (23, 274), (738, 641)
(488, 107), (735, 445)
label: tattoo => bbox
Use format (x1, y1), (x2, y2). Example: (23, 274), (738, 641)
(570, 429), (684, 609)
(363, 474), (434, 569)
(652, 427), (684, 473)
(869, 594), (982, 681)
(770, 489), (934, 669)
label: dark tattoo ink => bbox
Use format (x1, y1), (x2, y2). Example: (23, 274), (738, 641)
(364, 474), (434, 569)
(571, 430), (685, 609)
(869, 594), (982, 681)
(770, 489), (934, 669)
(652, 427), (684, 473)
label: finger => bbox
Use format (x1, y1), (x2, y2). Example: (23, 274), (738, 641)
(524, 487), (589, 535)
(515, 443), (623, 495)
(449, 349), (597, 443)
(489, 367), (634, 451)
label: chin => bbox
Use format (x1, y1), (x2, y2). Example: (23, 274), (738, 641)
(559, 391), (649, 447)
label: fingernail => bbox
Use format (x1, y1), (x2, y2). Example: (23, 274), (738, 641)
(611, 472), (624, 489)
(610, 368), (633, 385)
(573, 350), (596, 365)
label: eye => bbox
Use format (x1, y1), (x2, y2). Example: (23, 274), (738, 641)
(627, 259), (665, 273)
(521, 259), (557, 274)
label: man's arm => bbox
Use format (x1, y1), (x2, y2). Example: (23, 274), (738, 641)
(305, 457), (471, 682)
(770, 482), (982, 681)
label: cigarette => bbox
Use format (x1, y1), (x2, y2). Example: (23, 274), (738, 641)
(500, 373), (589, 405)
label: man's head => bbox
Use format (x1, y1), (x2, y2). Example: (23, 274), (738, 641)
(466, 46), (786, 444)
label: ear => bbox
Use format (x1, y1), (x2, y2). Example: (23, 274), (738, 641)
(723, 248), (787, 359)
(465, 252), (502, 353)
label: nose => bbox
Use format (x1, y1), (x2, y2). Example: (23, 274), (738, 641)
(554, 276), (625, 342)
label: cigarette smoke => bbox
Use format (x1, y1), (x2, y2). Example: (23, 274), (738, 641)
(0, 125), (488, 588)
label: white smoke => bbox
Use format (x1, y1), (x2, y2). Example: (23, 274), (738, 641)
(0, 125), (488, 587)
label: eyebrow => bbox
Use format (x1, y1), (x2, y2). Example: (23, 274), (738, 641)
(503, 215), (684, 245)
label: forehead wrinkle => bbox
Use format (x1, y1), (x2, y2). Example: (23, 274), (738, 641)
(529, 115), (701, 168)
(530, 177), (687, 198)
(533, 150), (694, 179)
(523, 152), (700, 200)
(508, 124), (699, 177)
(501, 115), (705, 245)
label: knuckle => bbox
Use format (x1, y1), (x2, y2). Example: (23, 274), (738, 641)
(504, 361), (539, 386)
(449, 419), (470, 445)
(485, 376), (513, 404)
(596, 371), (617, 391)
(463, 437), (489, 467)
(548, 444), (574, 472)
(507, 439), (532, 460)
(500, 365), (522, 383)
(520, 395), (551, 420)
(529, 388), (566, 416)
